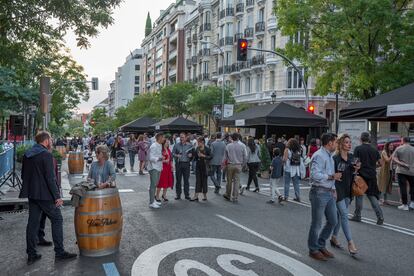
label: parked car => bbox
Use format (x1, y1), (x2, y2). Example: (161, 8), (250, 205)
(377, 136), (414, 151)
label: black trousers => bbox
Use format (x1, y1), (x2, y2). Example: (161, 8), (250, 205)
(195, 164), (208, 194)
(38, 212), (47, 242)
(26, 199), (65, 257)
(247, 162), (260, 188)
(176, 162), (191, 197)
(397, 173), (414, 205)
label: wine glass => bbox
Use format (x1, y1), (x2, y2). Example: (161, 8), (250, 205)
(337, 162), (346, 173)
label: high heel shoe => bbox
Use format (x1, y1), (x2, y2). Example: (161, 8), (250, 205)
(330, 239), (343, 249)
(189, 197), (199, 202)
(348, 242), (358, 257)
(253, 188), (259, 192)
(162, 195), (168, 202)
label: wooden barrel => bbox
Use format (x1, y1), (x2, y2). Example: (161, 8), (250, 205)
(68, 151), (84, 174)
(74, 188), (123, 257)
(56, 146), (66, 160)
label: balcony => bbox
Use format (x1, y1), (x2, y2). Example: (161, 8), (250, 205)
(255, 22), (265, 38)
(200, 23), (212, 33)
(199, 73), (210, 81)
(251, 55), (265, 68)
(220, 8), (235, 21)
(257, 0), (266, 6)
(218, 66), (232, 75)
(267, 16), (277, 33)
(199, 48), (211, 56)
(234, 33), (244, 42)
(191, 56), (198, 65)
(246, 0), (254, 12)
(168, 68), (177, 77)
(265, 53), (280, 66)
(211, 71), (218, 80)
(236, 3), (244, 17)
(244, 27), (254, 40)
(191, 76), (198, 83)
(240, 60), (252, 74)
(169, 48), (177, 61)
(230, 63), (241, 75)
(282, 88), (307, 97)
(192, 33), (198, 43)
(219, 37), (234, 46)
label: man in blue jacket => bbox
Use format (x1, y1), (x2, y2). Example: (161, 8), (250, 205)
(20, 131), (76, 265)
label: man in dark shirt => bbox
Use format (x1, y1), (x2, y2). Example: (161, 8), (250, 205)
(274, 137), (286, 156)
(172, 133), (194, 200)
(350, 132), (384, 225)
(20, 131), (77, 265)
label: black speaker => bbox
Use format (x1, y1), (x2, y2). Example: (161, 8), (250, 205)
(9, 115), (24, 136)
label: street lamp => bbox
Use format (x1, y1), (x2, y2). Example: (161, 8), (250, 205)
(271, 92), (276, 104)
(200, 40), (225, 133)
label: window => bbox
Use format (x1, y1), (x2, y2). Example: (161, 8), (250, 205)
(235, 79), (241, 95)
(287, 67), (307, 89)
(203, 61), (209, 74)
(270, 71), (275, 90)
(271, 35), (276, 50)
(134, 86), (140, 93)
(258, 41), (263, 49)
(258, 8), (264, 22)
(245, 77), (250, 93)
(390, 122), (398, 133)
(205, 11), (211, 24)
(290, 31), (309, 48)
(135, 64), (140, 71)
(135, 76), (140, 84)
(256, 74), (262, 92)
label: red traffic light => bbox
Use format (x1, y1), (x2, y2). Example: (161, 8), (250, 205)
(237, 39), (248, 61)
(240, 41), (248, 49)
(307, 105), (315, 113)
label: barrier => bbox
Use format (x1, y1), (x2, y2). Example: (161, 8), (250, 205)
(0, 147), (14, 180)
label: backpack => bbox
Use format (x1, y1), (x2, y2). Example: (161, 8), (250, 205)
(290, 150), (301, 166)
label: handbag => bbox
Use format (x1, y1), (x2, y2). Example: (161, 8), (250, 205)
(352, 175), (368, 196)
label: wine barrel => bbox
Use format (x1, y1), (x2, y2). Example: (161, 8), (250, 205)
(56, 146), (66, 160)
(75, 188), (123, 257)
(68, 151), (84, 174)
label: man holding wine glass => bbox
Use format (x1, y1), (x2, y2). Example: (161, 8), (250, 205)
(349, 132), (384, 225)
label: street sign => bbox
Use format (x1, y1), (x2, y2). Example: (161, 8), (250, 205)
(223, 104), (234, 118)
(387, 103), (414, 117)
(212, 105), (222, 119)
(235, 119), (245, 126)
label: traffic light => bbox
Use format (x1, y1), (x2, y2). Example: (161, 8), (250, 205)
(237, 39), (248, 61)
(90, 119), (96, 126)
(91, 77), (99, 90)
(307, 105), (315, 114)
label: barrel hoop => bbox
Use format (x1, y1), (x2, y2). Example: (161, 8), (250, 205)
(82, 194), (119, 199)
(77, 228), (122, 238)
(79, 246), (119, 257)
(78, 208), (122, 216)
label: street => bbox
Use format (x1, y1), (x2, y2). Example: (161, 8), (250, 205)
(0, 161), (413, 276)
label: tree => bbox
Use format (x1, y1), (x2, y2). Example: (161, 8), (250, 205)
(188, 85), (235, 130)
(145, 12), (152, 37)
(275, 0), (414, 100)
(159, 82), (198, 117)
(259, 142), (271, 176)
(64, 119), (84, 137)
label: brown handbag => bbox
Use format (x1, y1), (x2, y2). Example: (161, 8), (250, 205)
(352, 175), (368, 196)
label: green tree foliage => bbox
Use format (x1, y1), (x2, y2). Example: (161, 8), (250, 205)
(275, 0), (414, 99)
(64, 119), (84, 137)
(259, 142), (271, 172)
(160, 82), (198, 117)
(188, 85), (235, 129)
(145, 12), (152, 37)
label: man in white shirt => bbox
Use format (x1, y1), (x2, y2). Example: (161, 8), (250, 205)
(148, 133), (164, 209)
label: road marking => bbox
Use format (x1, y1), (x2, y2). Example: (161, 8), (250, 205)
(118, 189), (134, 193)
(103, 262), (120, 276)
(216, 214), (301, 257)
(131, 238), (321, 276)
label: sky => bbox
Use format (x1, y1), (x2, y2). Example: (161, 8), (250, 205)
(65, 0), (173, 114)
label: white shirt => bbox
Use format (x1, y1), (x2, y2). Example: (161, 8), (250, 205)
(148, 141), (163, 171)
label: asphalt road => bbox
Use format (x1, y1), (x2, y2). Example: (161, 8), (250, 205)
(1, 163), (413, 276)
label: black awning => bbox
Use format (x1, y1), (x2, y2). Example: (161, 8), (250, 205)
(118, 116), (158, 133)
(221, 102), (327, 127)
(340, 82), (414, 121)
(150, 117), (203, 133)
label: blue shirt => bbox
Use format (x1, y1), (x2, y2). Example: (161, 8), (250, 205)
(271, 157), (283, 179)
(88, 160), (116, 185)
(310, 147), (336, 189)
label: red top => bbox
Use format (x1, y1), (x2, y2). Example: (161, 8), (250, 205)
(308, 145), (319, 158)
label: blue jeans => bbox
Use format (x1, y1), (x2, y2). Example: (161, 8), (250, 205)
(209, 165), (222, 189)
(284, 171), (300, 199)
(308, 187), (338, 253)
(333, 197), (352, 242)
(128, 150), (136, 168)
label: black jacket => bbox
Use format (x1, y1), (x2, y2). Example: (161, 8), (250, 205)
(19, 144), (60, 201)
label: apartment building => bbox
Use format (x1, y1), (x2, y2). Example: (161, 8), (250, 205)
(141, 0), (198, 93)
(182, 0), (350, 130)
(108, 49), (143, 117)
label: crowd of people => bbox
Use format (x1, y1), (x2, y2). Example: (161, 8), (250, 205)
(20, 129), (414, 265)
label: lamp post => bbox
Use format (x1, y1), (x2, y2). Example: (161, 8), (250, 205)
(271, 92), (276, 104)
(201, 40), (225, 133)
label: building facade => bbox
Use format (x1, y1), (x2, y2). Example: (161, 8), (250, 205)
(108, 49), (143, 117)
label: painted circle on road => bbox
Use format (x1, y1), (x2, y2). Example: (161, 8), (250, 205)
(131, 238), (321, 276)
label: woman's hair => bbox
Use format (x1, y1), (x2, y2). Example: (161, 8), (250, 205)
(335, 133), (351, 155)
(247, 137), (256, 153)
(287, 138), (300, 153)
(129, 134), (136, 141)
(384, 142), (394, 157)
(137, 135), (144, 142)
(310, 138), (317, 147)
(197, 137), (205, 144)
(96, 145), (109, 160)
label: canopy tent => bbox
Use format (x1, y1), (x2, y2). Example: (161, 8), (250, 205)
(150, 117), (203, 133)
(118, 116), (157, 133)
(340, 82), (414, 121)
(221, 102), (327, 138)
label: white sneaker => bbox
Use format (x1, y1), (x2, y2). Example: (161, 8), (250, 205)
(154, 200), (161, 206)
(397, 204), (409, 211)
(409, 202), (414, 209)
(149, 203), (160, 209)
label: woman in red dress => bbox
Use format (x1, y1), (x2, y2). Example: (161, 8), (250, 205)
(156, 140), (174, 202)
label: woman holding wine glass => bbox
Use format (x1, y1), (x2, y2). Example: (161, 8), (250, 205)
(330, 134), (359, 257)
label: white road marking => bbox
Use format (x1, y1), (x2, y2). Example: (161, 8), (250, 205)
(216, 214), (301, 257)
(131, 238), (321, 276)
(118, 189), (134, 193)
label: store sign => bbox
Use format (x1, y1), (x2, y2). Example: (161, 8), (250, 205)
(155, 125), (160, 130)
(338, 119), (368, 151)
(387, 103), (414, 117)
(235, 119), (245, 126)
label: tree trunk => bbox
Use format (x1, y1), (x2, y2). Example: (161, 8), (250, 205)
(370, 121), (378, 147)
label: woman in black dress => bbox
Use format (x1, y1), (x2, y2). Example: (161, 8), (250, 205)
(190, 137), (212, 201)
